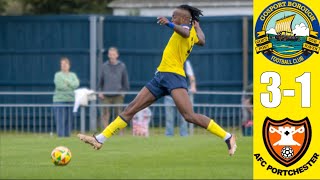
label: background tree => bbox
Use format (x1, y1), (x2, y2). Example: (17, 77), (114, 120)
(22, 0), (113, 15)
(0, 0), (8, 14)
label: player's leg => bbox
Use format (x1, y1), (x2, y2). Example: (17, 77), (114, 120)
(114, 95), (125, 135)
(177, 94), (189, 137)
(77, 87), (157, 149)
(179, 111), (189, 136)
(171, 88), (237, 156)
(119, 87), (156, 120)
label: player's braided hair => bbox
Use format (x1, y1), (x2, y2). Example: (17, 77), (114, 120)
(178, 4), (203, 22)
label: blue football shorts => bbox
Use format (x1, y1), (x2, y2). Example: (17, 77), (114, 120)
(145, 71), (188, 99)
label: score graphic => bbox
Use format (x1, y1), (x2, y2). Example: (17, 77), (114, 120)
(254, 0), (320, 179)
(260, 72), (310, 108)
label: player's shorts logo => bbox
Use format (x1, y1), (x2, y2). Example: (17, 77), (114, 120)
(263, 117), (312, 167)
(255, 0), (319, 65)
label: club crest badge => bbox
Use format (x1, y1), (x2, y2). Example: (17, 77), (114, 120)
(263, 117), (312, 167)
(255, 0), (319, 65)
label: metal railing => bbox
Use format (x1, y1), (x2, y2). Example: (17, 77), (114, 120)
(0, 91), (252, 96)
(0, 91), (253, 136)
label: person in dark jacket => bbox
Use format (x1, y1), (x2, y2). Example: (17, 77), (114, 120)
(99, 47), (129, 127)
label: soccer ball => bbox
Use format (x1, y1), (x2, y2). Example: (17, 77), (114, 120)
(281, 146), (294, 159)
(51, 146), (72, 166)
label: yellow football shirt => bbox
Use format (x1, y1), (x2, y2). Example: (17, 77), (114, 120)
(157, 25), (199, 77)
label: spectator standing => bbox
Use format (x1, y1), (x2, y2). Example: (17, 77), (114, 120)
(99, 47), (130, 127)
(53, 57), (80, 137)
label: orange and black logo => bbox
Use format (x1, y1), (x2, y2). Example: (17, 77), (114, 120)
(263, 117), (312, 167)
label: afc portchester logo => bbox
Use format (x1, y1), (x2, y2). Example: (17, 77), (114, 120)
(255, 0), (320, 65)
(263, 117), (312, 167)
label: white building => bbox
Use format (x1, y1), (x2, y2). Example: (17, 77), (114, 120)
(108, 0), (252, 17)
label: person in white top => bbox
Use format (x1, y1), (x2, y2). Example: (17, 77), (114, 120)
(164, 60), (197, 136)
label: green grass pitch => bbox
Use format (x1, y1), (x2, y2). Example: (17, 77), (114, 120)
(0, 133), (252, 179)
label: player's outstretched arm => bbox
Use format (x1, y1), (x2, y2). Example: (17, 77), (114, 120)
(194, 21), (205, 46)
(157, 17), (190, 38)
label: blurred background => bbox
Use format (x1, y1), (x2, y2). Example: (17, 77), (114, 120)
(0, 0), (253, 135)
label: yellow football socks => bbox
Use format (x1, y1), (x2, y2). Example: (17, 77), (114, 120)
(101, 116), (128, 138)
(206, 119), (227, 139)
